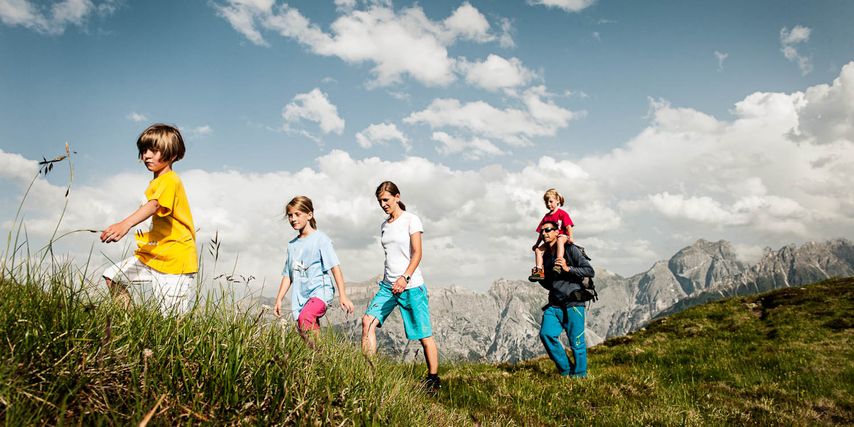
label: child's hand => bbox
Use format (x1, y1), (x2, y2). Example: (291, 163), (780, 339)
(554, 257), (569, 272)
(101, 222), (130, 243)
(273, 299), (283, 317)
(339, 295), (355, 315)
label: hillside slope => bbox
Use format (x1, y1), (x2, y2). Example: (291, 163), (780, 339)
(437, 277), (853, 425)
(2, 275), (851, 425)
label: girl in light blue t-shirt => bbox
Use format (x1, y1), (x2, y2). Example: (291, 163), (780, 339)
(273, 196), (354, 347)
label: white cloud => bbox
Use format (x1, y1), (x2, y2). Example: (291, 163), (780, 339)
(0, 0), (117, 35)
(186, 125), (214, 139)
(714, 50), (728, 72)
(214, 1), (510, 87)
(527, 0), (596, 13)
(355, 122), (409, 150)
(458, 54), (535, 92)
(282, 88), (345, 137)
(333, 0), (356, 11)
(431, 131), (505, 160)
(404, 86), (581, 146)
(780, 25), (813, 75)
(5, 63), (854, 293)
(497, 17), (515, 48)
(0, 149), (38, 182)
(126, 112), (148, 123)
(797, 61), (854, 144)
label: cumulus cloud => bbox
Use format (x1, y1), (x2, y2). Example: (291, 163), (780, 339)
(355, 123), (409, 150)
(797, 61), (854, 144)
(780, 25), (812, 75)
(458, 54), (536, 92)
(527, 0), (596, 13)
(0, 149), (38, 182)
(282, 88), (345, 138)
(0, 0), (117, 35)
(214, 1), (513, 87)
(5, 63), (854, 293)
(404, 86), (581, 146)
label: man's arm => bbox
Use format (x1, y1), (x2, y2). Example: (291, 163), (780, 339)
(566, 244), (594, 278)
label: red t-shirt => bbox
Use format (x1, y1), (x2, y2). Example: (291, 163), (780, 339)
(536, 208), (574, 235)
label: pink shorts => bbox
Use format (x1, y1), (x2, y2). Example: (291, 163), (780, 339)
(297, 297), (328, 332)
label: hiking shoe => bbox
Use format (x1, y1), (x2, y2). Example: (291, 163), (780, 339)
(422, 374), (441, 396)
(528, 268), (545, 282)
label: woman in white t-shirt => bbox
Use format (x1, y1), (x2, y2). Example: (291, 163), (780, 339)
(361, 181), (441, 394)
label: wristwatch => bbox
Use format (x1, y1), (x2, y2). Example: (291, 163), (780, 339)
(403, 275), (411, 283)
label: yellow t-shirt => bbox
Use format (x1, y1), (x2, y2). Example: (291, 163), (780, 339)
(134, 170), (198, 274)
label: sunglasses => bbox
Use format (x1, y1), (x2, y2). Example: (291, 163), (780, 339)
(541, 228), (558, 233)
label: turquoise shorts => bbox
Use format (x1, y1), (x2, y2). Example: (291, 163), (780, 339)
(365, 281), (433, 340)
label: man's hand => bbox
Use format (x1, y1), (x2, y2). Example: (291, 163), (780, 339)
(554, 257), (570, 272)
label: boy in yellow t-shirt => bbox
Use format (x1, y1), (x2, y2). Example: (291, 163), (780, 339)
(101, 124), (198, 314)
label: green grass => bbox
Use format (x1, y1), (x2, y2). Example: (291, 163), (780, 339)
(1, 267), (852, 425)
(0, 269), (467, 425)
(437, 277), (854, 426)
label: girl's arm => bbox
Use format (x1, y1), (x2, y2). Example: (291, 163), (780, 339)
(329, 265), (354, 314)
(101, 200), (160, 243)
(565, 225), (574, 243)
(392, 231), (423, 294)
(273, 276), (292, 318)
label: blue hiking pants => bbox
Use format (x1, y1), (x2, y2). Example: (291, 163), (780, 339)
(539, 305), (587, 377)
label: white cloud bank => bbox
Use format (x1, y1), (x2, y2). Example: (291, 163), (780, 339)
(4, 62), (854, 294)
(214, 1), (511, 87)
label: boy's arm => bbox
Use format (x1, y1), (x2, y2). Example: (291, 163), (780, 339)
(101, 200), (160, 243)
(329, 265), (354, 315)
(273, 276), (292, 318)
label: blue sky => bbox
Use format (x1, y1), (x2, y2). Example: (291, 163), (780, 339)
(1, 0), (853, 294)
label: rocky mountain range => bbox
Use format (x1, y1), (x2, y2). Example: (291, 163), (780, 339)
(270, 238), (854, 363)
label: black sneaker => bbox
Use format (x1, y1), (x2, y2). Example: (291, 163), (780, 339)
(422, 374), (441, 396)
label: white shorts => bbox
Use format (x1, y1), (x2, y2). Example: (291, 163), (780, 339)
(103, 256), (195, 315)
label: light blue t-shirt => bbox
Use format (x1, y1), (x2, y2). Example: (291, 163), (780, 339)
(282, 231), (340, 320)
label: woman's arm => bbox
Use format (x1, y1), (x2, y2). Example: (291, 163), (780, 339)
(392, 231), (423, 294)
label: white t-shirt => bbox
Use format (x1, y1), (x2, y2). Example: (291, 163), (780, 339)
(381, 211), (425, 289)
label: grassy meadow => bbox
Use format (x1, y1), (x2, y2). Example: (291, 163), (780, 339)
(1, 261), (851, 425)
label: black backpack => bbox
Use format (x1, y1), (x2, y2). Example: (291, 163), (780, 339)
(553, 245), (598, 304)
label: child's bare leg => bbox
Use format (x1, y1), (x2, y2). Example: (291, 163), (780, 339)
(104, 277), (131, 309)
(556, 235), (568, 259)
(300, 327), (320, 350)
(534, 245), (545, 270)
(553, 235), (569, 273)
